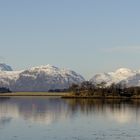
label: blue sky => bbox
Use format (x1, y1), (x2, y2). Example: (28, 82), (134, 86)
(0, 0), (140, 79)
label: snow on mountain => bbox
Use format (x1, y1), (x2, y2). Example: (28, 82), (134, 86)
(0, 64), (13, 71)
(90, 68), (137, 87)
(121, 73), (140, 87)
(0, 71), (21, 90)
(90, 73), (113, 85)
(0, 64), (85, 92)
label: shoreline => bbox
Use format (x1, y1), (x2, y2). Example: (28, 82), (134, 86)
(0, 92), (140, 99)
(0, 92), (66, 97)
(61, 96), (140, 99)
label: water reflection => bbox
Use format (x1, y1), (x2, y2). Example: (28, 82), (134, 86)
(0, 97), (72, 125)
(0, 97), (140, 125)
(65, 99), (140, 124)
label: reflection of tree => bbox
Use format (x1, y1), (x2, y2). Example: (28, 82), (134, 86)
(0, 97), (11, 102)
(65, 99), (140, 116)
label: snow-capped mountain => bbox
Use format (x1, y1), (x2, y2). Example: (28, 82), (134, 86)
(0, 64), (84, 92)
(121, 73), (140, 87)
(90, 68), (138, 87)
(0, 64), (13, 71)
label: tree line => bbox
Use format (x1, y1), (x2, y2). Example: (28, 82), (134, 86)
(69, 81), (140, 97)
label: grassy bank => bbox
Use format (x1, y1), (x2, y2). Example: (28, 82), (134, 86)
(0, 92), (67, 97)
(61, 94), (140, 99)
(1, 92), (140, 99)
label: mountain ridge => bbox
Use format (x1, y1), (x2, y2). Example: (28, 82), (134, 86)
(0, 64), (84, 92)
(0, 63), (13, 71)
(1, 64), (140, 91)
(90, 68), (140, 87)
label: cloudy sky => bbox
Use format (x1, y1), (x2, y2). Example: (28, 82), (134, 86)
(0, 0), (140, 79)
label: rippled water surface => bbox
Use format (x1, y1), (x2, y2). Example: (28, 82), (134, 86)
(0, 97), (140, 140)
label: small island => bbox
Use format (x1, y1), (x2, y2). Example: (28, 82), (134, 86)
(1, 82), (140, 99)
(62, 81), (140, 99)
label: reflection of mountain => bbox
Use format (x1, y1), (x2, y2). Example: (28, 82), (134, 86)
(0, 98), (73, 125)
(0, 98), (140, 125)
(17, 98), (73, 124)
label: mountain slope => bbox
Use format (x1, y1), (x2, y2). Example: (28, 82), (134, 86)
(90, 68), (137, 87)
(0, 64), (85, 92)
(0, 64), (13, 71)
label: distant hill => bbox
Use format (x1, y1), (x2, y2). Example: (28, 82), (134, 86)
(90, 68), (140, 87)
(0, 64), (85, 92)
(0, 63), (13, 71)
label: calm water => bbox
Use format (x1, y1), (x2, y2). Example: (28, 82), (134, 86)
(0, 97), (140, 140)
